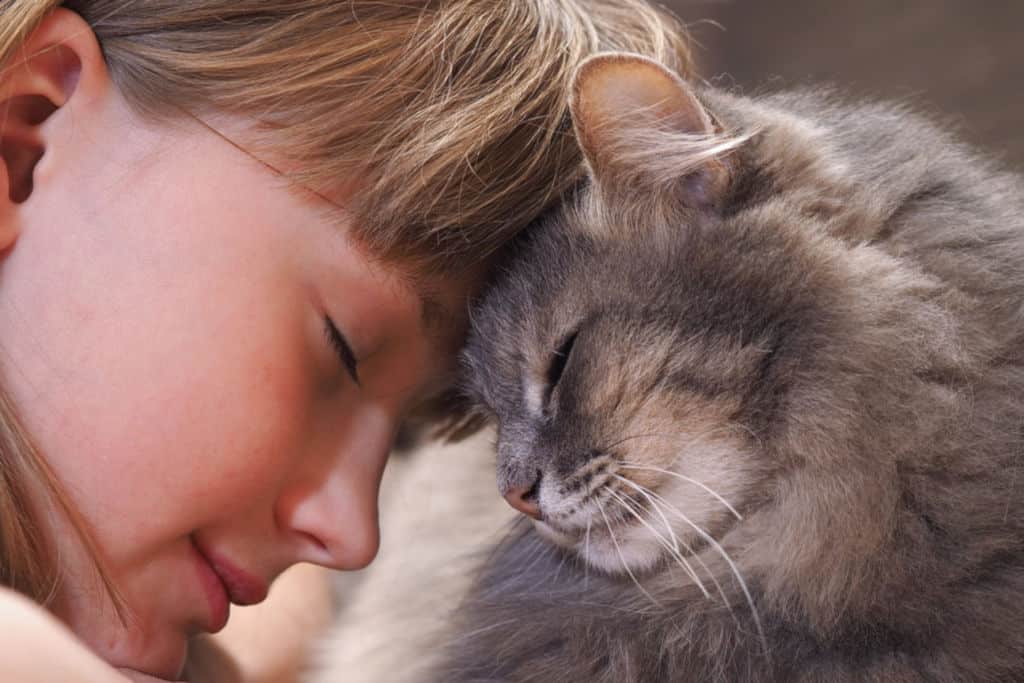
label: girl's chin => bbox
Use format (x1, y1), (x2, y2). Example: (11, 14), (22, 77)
(138, 640), (189, 682)
(86, 627), (189, 682)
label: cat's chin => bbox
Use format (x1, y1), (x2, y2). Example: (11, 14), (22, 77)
(533, 519), (578, 549)
(535, 518), (668, 576)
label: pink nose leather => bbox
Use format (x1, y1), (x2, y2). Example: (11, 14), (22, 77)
(504, 484), (542, 520)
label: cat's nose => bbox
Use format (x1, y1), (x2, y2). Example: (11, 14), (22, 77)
(504, 473), (542, 520)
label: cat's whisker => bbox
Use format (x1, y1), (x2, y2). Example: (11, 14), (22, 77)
(512, 524), (542, 566)
(519, 531), (554, 580)
(583, 471), (614, 500)
(604, 485), (696, 585)
(611, 474), (729, 603)
(619, 462), (743, 521)
(583, 519), (592, 592)
(597, 500), (661, 609)
(605, 487), (694, 580)
(603, 431), (683, 452)
(606, 486), (710, 597)
(615, 477), (743, 634)
(616, 475), (682, 555)
(603, 426), (742, 454)
(445, 618), (520, 646)
(554, 546), (569, 584)
(612, 476), (679, 549)
(641, 487), (769, 658)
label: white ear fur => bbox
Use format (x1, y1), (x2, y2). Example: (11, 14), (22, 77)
(569, 53), (740, 209)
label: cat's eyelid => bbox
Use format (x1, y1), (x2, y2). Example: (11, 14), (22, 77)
(544, 328), (579, 407)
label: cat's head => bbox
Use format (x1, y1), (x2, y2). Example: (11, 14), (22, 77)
(463, 55), (953, 590)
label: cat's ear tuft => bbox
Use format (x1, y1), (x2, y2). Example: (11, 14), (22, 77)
(570, 53), (741, 210)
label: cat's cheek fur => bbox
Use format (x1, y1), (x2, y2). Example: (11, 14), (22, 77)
(655, 439), (760, 531)
(586, 441), (757, 576)
(533, 515), (666, 575)
(581, 525), (666, 575)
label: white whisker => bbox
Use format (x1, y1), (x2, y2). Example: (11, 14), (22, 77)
(604, 426), (741, 453)
(519, 533), (552, 579)
(612, 475), (680, 555)
(583, 519), (591, 592)
(597, 500), (661, 609)
(619, 462), (743, 520)
(614, 475), (740, 625)
(553, 547), (569, 584)
(611, 475), (730, 600)
(446, 618), (519, 646)
(606, 487), (710, 597)
(641, 487), (768, 657)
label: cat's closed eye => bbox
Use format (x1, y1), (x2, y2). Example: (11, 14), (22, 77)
(543, 329), (578, 408)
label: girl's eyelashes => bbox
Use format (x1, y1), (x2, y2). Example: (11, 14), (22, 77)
(323, 316), (361, 386)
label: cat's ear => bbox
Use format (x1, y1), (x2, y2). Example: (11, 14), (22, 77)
(570, 53), (739, 210)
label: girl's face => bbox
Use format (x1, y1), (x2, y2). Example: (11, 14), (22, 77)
(0, 35), (467, 679)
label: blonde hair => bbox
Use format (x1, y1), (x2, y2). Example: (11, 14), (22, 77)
(0, 0), (693, 603)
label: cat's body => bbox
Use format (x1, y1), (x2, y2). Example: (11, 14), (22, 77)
(438, 56), (1024, 682)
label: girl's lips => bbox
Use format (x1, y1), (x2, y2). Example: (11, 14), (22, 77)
(194, 540), (270, 607)
(190, 540), (229, 633)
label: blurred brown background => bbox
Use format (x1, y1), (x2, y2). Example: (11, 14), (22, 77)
(664, 0), (1024, 168)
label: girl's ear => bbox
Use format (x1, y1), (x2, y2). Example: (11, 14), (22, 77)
(0, 8), (109, 250)
(569, 53), (738, 210)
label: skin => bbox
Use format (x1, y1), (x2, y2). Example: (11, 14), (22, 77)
(0, 587), (136, 682)
(191, 563), (337, 683)
(0, 10), (467, 681)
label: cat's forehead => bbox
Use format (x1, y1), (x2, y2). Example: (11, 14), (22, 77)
(474, 205), (701, 353)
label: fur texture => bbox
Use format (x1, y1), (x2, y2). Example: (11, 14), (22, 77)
(438, 55), (1024, 682)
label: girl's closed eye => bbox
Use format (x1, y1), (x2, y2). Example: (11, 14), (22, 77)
(323, 316), (360, 386)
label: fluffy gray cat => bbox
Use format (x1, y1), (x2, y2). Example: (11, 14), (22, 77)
(437, 53), (1024, 682)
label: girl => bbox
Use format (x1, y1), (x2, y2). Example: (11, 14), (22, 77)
(0, 1), (692, 681)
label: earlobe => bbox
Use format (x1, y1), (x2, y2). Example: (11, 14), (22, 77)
(0, 161), (15, 251)
(0, 8), (109, 238)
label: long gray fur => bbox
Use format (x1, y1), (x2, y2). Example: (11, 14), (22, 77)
(437, 70), (1024, 682)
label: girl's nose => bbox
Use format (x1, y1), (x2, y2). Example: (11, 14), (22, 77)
(282, 469), (381, 570)
(276, 411), (395, 570)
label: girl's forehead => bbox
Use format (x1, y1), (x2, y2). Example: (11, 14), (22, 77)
(202, 109), (483, 339)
